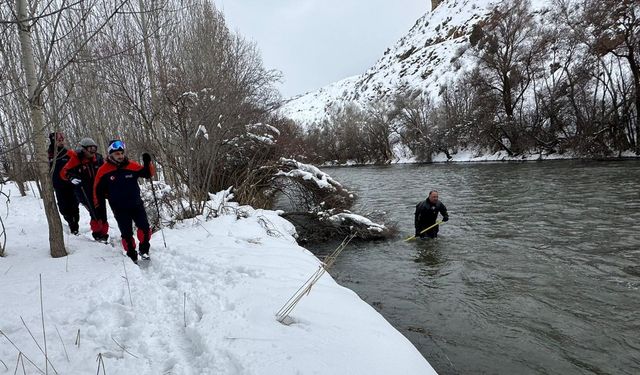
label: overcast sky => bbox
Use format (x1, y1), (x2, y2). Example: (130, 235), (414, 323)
(214, 1), (428, 98)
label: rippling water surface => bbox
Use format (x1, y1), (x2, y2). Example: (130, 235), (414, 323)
(312, 160), (640, 374)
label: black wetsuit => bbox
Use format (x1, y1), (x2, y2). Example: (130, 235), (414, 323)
(414, 199), (449, 238)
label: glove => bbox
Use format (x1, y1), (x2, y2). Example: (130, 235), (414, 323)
(71, 178), (82, 186)
(142, 153), (151, 164)
(442, 216), (449, 222)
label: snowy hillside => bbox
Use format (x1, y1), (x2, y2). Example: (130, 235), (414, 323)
(280, 0), (498, 125)
(0, 183), (436, 374)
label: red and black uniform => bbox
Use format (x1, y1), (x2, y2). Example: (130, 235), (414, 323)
(48, 140), (79, 233)
(60, 149), (109, 239)
(94, 157), (155, 256)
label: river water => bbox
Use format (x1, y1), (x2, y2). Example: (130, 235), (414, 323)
(312, 160), (640, 375)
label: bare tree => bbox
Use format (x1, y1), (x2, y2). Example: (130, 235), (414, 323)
(470, 0), (548, 155)
(584, 0), (640, 154)
(15, 0), (66, 257)
(7, 0), (128, 257)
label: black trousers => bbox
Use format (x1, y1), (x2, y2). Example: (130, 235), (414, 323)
(112, 202), (150, 238)
(54, 186), (79, 229)
(74, 185), (107, 221)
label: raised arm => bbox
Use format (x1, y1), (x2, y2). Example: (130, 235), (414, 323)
(139, 153), (155, 179)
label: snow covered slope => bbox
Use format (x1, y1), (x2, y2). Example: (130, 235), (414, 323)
(0, 183), (436, 374)
(280, 0), (499, 126)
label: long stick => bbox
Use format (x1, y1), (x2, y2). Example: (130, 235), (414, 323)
(19, 317), (58, 374)
(0, 330), (45, 374)
(54, 326), (69, 362)
(149, 180), (166, 248)
(404, 220), (443, 242)
(39, 275), (48, 375)
(78, 185), (97, 221)
(122, 260), (133, 307)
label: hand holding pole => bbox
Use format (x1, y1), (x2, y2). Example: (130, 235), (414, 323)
(404, 220), (443, 242)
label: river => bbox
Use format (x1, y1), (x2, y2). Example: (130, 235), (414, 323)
(312, 160), (640, 374)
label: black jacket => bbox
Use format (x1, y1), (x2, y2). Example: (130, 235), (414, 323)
(48, 146), (72, 190)
(60, 149), (104, 196)
(94, 157), (155, 210)
(414, 199), (448, 237)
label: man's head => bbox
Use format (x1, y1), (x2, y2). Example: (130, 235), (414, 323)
(49, 132), (65, 148)
(108, 140), (126, 163)
(428, 190), (439, 204)
(78, 137), (98, 157)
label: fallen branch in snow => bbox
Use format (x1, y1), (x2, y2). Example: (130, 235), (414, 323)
(74, 329), (80, 348)
(257, 215), (289, 240)
(271, 159), (396, 242)
(39, 274), (52, 375)
(122, 260), (134, 307)
(223, 336), (276, 341)
(14, 352), (26, 375)
(276, 234), (355, 324)
(282, 210), (395, 243)
(96, 353), (106, 375)
(111, 336), (139, 359)
(54, 326), (69, 362)
(0, 330), (45, 374)
(20, 317), (58, 374)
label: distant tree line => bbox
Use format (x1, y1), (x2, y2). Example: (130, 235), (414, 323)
(289, 0), (639, 164)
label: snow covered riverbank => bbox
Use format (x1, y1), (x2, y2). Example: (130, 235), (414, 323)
(0, 183), (436, 374)
(318, 147), (640, 167)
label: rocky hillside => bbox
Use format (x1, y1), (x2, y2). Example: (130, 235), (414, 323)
(279, 0), (500, 126)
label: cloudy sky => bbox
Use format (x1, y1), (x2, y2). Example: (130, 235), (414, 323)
(214, 1), (428, 98)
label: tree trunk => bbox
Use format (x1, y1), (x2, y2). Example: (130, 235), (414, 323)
(6, 121), (28, 196)
(138, 0), (158, 123)
(16, 0), (67, 258)
(626, 51), (640, 155)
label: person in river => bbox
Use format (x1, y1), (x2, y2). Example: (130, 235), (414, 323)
(48, 132), (80, 234)
(414, 190), (449, 239)
(94, 140), (155, 263)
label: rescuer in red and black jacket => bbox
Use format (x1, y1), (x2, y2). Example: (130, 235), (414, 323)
(60, 137), (109, 242)
(94, 140), (155, 263)
(48, 132), (79, 234)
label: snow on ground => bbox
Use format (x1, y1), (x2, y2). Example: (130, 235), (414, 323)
(0, 183), (436, 374)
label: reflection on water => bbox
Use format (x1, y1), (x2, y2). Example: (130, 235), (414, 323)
(310, 160), (640, 375)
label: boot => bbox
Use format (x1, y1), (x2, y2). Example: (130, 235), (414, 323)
(65, 215), (79, 235)
(139, 242), (150, 260)
(126, 249), (138, 263)
(121, 237), (137, 263)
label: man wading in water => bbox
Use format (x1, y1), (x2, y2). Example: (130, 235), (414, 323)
(414, 190), (449, 239)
